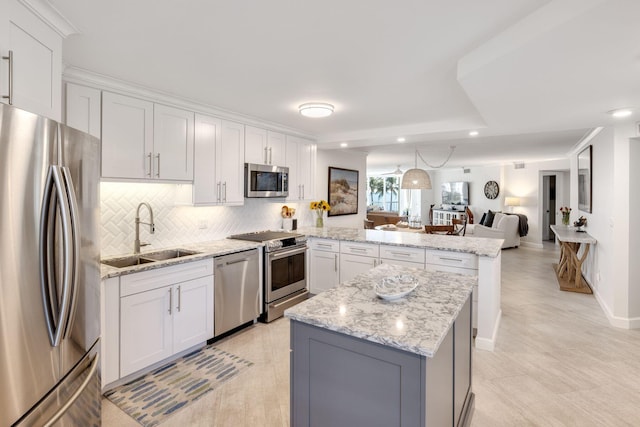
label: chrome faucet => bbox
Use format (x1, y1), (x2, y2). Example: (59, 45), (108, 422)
(134, 202), (155, 253)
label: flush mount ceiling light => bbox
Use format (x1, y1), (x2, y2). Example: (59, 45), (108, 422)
(469, 130), (479, 137)
(397, 137), (406, 143)
(299, 102), (334, 118)
(609, 108), (633, 118)
(340, 142), (348, 148)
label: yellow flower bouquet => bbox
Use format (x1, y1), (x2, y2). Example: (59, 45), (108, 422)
(310, 200), (330, 227)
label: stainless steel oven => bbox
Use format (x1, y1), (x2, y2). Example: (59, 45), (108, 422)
(228, 231), (309, 322)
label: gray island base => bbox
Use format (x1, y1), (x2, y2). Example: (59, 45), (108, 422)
(286, 263), (475, 427)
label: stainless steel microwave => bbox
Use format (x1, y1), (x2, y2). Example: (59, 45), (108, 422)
(245, 163), (289, 198)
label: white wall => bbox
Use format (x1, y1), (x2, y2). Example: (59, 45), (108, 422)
(316, 149), (367, 228)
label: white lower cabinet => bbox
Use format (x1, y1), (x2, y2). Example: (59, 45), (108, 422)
(339, 241), (380, 283)
(309, 238), (340, 294)
(103, 259), (214, 385)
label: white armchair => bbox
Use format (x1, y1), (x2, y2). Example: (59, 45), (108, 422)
(467, 212), (520, 248)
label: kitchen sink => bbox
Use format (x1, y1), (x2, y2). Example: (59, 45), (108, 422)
(142, 248), (200, 261)
(101, 248), (200, 269)
(101, 255), (156, 268)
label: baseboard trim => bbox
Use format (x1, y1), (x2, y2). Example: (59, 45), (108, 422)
(475, 309), (502, 351)
(593, 290), (640, 329)
(521, 241), (543, 249)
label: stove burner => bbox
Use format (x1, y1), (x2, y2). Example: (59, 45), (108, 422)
(228, 231), (307, 252)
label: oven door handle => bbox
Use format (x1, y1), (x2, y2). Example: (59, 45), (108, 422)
(268, 246), (307, 260)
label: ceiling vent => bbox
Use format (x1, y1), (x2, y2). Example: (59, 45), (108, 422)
(463, 168), (471, 174)
(514, 162), (525, 169)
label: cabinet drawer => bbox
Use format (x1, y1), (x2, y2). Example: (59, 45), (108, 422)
(380, 245), (425, 264)
(425, 249), (478, 270)
(121, 258), (214, 297)
(309, 238), (339, 252)
(340, 241), (379, 257)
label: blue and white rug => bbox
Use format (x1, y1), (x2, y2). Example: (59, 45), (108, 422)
(105, 345), (253, 426)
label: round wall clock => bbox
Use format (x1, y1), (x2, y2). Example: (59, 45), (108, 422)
(484, 180), (500, 199)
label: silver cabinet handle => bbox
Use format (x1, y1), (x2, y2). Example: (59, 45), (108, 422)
(349, 247), (367, 253)
(317, 243), (332, 249)
(177, 286), (181, 312)
(264, 147), (268, 164)
(373, 259), (378, 267)
(155, 153), (160, 177)
(390, 251), (412, 257)
(440, 257), (463, 262)
(217, 182), (221, 202)
(147, 153), (152, 177)
(223, 181), (227, 202)
(268, 147), (273, 164)
(168, 288), (173, 315)
(302, 184), (305, 200)
(2, 50), (13, 104)
(334, 254), (338, 272)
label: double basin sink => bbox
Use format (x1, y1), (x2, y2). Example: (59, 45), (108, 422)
(101, 248), (200, 269)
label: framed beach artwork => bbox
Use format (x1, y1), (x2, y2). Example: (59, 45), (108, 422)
(578, 145), (592, 213)
(328, 167), (359, 216)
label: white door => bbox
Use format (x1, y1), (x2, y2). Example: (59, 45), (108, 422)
(153, 104), (194, 181)
(101, 92), (154, 179)
(65, 83), (101, 138)
(173, 277), (214, 354)
(5, 0), (62, 120)
(193, 113), (221, 204)
(245, 125), (267, 164)
(340, 254), (377, 283)
(120, 287), (173, 377)
(218, 120), (245, 205)
(310, 250), (340, 294)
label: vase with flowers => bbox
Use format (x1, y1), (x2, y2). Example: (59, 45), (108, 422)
(310, 200), (331, 227)
(559, 206), (571, 226)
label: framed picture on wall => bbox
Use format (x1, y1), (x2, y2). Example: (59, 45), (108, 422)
(578, 145), (592, 213)
(328, 167), (359, 216)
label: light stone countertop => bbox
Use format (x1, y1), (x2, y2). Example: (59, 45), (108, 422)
(298, 225), (503, 257)
(285, 262), (475, 357)
(100, 239), (262, 280)
(550, 225), (596, 244)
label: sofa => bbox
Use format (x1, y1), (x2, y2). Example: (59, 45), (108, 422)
(366, 211), (408, 228)
(467, 212), (520, 248)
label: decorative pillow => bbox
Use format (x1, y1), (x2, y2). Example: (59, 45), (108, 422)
(492, 212), (506, 229)
(483, 210), (496, 227)
(479, 213), (487, 225)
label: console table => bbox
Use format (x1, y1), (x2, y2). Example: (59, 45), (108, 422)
(550, 225), (596, 294)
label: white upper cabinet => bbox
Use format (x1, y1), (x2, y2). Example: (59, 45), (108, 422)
(153, 104), (194, 181)
(286, 135), (316, 201)
(245, 125), (285, 165)
(101, 92), (194, 181)
(65, 83), (101, 138)
(189, 114), (244, 206)
(101, 92), (154, 180)
(1, 0), (63, 120)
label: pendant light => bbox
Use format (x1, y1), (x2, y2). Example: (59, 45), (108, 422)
(401, 150), (432, 189)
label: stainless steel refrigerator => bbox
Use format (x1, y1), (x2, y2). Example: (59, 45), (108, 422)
(0, 104), (101, 426)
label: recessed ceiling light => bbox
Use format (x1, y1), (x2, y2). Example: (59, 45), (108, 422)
(469, 130), (479, 137)
(299, 102), (334, 118)
(340, 142), (348, 148)
(609, 108), (633, 118)
(397, 137), (406, 143)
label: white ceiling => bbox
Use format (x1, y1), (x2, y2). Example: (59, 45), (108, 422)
(51, 0), (640, 175)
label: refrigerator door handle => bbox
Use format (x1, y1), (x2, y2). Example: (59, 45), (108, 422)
(42, 353), (99, 427)
(39, 165), (75, 347)
(60, 166), (80, 339)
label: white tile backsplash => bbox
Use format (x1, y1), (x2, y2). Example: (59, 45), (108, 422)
(100, 182), (311, 257)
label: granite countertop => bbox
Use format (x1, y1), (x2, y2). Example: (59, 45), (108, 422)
(549, 225), (596, 244)
(100, 239), (262, 279)
(298, 226), (503, 257)
(285, 263), (475, 357)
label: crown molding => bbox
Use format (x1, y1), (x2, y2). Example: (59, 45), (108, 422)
(19, 0), (79, 38)
(62, 66), (316, 140)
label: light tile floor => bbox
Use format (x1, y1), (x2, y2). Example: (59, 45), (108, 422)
(102, 242), (640, 426)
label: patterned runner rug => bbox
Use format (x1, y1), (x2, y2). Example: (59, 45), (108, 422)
(105, 345), (253, 426)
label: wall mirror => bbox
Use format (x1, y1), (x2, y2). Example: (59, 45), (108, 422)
(578, 145), (592, 213)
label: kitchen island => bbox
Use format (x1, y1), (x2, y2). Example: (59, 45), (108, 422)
(299, 226), (502, 351)
(286, 263), (475, 427)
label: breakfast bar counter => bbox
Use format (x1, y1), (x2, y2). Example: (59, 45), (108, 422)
(285, 263), (475, 427)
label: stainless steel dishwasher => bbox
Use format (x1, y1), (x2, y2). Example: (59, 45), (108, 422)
(214, 248), (260, 336)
